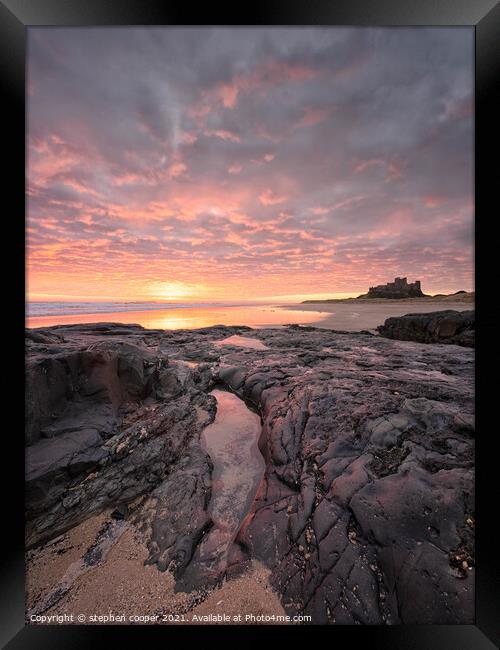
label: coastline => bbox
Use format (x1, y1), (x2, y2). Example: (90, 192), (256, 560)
(25, 303), (313, 331)
(26, 299), (474, 333)
(26, 321), (475, 624)
(282, 299), (474, 332)
(301, 294), (474, 304)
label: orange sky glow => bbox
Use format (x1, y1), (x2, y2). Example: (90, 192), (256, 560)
(27, 28), (474, 303)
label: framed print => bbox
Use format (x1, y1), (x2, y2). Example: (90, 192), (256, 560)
(1, 0), (499, 648)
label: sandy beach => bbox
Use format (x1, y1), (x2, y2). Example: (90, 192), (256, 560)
(26, 298), (473, 332)
(284, 300), (474, 332)
(27, 509), (287, 625)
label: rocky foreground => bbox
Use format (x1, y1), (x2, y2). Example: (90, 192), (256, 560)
(26, 320), (474, 624)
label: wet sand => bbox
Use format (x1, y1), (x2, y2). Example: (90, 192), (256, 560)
(285, 300), (474, 332)
(26, 304), (323, 330)
(27, 509), (286, 625)
(28, 299), (473, 333)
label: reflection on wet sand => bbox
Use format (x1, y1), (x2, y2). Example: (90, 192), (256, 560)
(26, 304), (324, 330)
(27, 300), (474, 333)
(214, 335), (269, 350)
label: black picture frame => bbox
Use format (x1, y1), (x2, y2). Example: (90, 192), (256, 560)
(2, 0), (499, 647)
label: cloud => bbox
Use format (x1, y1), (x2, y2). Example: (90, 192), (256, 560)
(203, 129), (241, 142)
(195, 59), (321, 114)
(294, 107), (331, 129)
(27, 27), (474, 299)
(258, 189), (288, 206)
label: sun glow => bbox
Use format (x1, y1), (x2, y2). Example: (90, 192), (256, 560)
(146, 280), (207, 302)
(27, 28), (474, 307)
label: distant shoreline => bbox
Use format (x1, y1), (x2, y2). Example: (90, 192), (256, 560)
(26, 299), (475, 333)
(301, 291), (474, 305)
(283, 299), (474, 332)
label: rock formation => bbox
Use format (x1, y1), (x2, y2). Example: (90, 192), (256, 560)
(377, 310), (474, 347)
(25, 322), (474, 624)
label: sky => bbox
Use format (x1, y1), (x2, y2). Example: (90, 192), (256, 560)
(27, 27), (474, 302)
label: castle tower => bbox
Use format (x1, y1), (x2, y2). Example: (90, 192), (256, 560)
(366, 277), (423, 298)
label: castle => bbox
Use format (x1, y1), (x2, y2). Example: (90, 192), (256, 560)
(366, 277), (425, 299)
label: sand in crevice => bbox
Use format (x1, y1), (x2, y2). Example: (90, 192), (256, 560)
(26, 510), (286, 625)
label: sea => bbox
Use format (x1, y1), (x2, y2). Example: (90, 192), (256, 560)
(27, 301), (248, 318)
(26, 301), (325, 330)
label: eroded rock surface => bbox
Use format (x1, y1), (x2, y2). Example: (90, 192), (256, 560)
(26, 322), (474, 624)
(377, 310), (474, 347)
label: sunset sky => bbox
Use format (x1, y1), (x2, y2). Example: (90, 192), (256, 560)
(27, 27), (474, 302)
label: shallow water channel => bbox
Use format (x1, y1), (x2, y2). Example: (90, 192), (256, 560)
(213, 334), (269, 350)
(197, 389), (265, 576)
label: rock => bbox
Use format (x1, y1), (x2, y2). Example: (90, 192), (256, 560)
(141, 444), (213, 578)
(377, 310), (474, 347)
(25, 326), (217, 547)
(25, 340), (160, 445)
(110, 503), (129, 520)
(26, 428), (106, 484)
(25, 322), (474, 623)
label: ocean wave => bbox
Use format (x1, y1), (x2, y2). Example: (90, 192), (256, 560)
(27, 301), (251, 317)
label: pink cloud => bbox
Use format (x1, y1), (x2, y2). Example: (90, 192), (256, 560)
(218, 83), (239, 108)
(181, 131), (198, 145)
(309, 206), (330, 215)
(424, 195), (447, 208)
(218, 61), (319, 109)
(252, 152), (275, 165)
(204, 129), (241, 143)
(355, 157), (404, 182)
(385, 161), (403, 182)
(259, 189), (287, 205)
(325, 195), (371, 213)
(111, 160), (187, 186)
(166, 162), (188, 179)
(354, 158), (385, 174)
(294, 107), (331, 129)
(27, 30), (473, 301)
(29, 137), (83, 187)
(192, 60), (321, 120)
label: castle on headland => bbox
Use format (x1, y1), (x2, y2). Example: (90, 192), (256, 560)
(366, 277), (425, 299)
